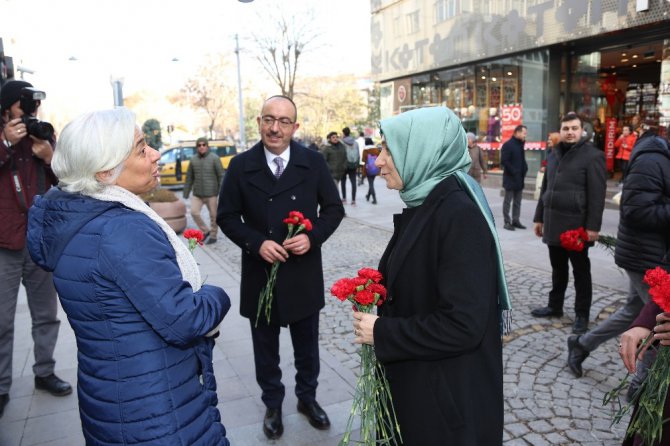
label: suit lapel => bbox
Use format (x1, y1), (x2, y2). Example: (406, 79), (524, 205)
(246, 143), (276, 195)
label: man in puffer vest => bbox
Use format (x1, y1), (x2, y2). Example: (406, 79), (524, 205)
(183, 137), (224, 245)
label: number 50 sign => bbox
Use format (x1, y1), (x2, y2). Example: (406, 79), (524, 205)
(501, 104), (523, 142)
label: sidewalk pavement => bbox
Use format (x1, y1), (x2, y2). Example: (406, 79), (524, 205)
(2, 178), (631, 445)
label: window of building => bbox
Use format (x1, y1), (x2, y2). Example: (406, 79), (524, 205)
(435, 0), (458, 23)
(406, 10), (420, 34)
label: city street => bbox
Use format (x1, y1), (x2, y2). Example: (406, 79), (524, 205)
(2, 176), (632, 445)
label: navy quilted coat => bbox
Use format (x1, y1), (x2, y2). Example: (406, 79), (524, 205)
(27, 188), (231, 446)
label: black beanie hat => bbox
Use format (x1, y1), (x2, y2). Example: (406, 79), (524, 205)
(0, 80), (33, 113)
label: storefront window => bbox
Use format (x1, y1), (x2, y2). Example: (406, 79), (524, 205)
(569, 41), (666, 176)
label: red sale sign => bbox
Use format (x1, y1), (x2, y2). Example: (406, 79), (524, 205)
(605, 117), (617, 172)
(501, 104), (523, 142)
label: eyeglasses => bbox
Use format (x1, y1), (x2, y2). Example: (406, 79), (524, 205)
(261, 115), (294, 129)
(197, 143), (208, 147)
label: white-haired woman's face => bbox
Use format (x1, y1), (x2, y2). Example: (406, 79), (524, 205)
(115, 127), (161, 194)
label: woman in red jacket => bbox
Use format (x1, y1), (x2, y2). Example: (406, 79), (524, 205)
(615, 125), (637, 184)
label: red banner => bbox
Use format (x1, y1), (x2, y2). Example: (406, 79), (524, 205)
(605, 118), (617, 172)
(501, 104), (523, 142)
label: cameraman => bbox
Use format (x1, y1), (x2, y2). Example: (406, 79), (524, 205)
(0, 80), (71, 418)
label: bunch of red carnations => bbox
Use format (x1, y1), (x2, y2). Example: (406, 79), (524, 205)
(256, 211), (312, 327)
(560, 227), (616, 254)
(331, 268), (401, 446)
(606, 267), (670, 444)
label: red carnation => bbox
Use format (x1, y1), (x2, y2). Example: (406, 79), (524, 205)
(301, 218), (313, 232)
(331, 278), (357, 301)
(354, 289), (376, 306)
(644, 267), (670, 312)
(289, 211), (305, 220)
(366, 283), (387, 302)
(358, 268), (383, 283)
(560, 227), (589, 252)
(183, 229), (205, 252)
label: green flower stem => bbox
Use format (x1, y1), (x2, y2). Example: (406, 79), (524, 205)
(340, 305), (402, 446)
(255, 225), (305, 327)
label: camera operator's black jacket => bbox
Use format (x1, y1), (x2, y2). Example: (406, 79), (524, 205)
(0, 132), (57, 250)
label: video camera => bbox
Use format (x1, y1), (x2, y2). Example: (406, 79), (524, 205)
(19, 87), (54, 140)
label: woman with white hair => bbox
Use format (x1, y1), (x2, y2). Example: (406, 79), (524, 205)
(26, 108), (231, 445)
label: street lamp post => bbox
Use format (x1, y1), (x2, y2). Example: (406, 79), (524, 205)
(235, 34), (246, 149)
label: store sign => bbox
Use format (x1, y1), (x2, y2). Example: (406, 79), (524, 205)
(372, 0), (669, 80)
(501, 104), (523, 142)
(605, 117), (617, 172)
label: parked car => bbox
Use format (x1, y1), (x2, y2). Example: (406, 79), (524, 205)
(159, 140), (238, 186)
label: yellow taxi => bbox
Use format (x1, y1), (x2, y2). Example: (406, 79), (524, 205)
(159, 140), (238, 186)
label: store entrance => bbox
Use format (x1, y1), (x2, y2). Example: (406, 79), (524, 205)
(569, 40), (665, 176)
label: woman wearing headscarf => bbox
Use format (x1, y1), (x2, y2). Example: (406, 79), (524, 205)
(351, 106), (511, 445)
(27, 108), (231, 445)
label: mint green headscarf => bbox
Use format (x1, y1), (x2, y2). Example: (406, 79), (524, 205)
(380, 106), (512, 331)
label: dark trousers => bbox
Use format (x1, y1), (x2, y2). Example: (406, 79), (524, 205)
(340, 168), (357, 202)
(366, 175), (377, 200)
(502, 189), (522, 224)
(547, 245), (592, 318)
(250, 312), (320, 409)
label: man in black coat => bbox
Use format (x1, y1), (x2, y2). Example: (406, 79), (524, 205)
(217, 96), (344, 440)
(531, 112), (607, 334)
(501, 125), (528, 230)
(567, 124), (670, 378)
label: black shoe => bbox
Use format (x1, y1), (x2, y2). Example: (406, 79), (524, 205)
(512, 221), (527, 229)
(503, 223), (515, 231)
(34, 374), (72, 397)
(297, 400), (330, 430)
(572, 315), (589, 335)
(372, 197), (377, 205)
(366, 193), (370, 202)
(0, 393), (8, 418)
(567, 335), (590, 377)
(530, 306), (563, 318)
(262, 407), (283, 439)
(205, 238), (217, 245)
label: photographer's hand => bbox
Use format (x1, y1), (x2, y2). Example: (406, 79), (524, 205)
(30, 137), (54, 165)
(4, 118), (27, 146)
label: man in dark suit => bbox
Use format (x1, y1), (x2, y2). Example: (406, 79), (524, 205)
(217, 95), (344, 440)
(501, 124), (528, 230)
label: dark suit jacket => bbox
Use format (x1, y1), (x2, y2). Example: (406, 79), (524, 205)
(374, 176), (503, 445)
(217, 140), (344, 325)
(501, 136), (528, 191)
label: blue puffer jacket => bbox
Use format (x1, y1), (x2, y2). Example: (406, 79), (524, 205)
(27, 188), (231, 446)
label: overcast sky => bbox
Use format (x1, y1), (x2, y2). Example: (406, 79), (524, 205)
(2, 0), (372, 119)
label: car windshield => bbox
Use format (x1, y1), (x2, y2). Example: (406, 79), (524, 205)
(160, 149), (176, 163)
(216, 146), (237, 157)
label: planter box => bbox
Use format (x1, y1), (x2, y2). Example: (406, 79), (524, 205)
(148, 200), (187, 233)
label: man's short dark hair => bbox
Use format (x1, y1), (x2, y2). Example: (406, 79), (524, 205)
(263, 95), (298, 121)
(514, 125), (527, 134)
(327, 131), (338, 139)
(561, 112), (582, 126)
(342, 127), (351, 137)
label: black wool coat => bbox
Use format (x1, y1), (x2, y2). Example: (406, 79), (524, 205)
(615, 132), (670, 273)
(374, 176), (503, 446)
(533, 139), (607, 246)
(501, 136), (528, 191)
(217, 140), (344, 325)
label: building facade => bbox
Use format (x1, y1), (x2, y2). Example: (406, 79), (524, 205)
(371, 0), (670, 175)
